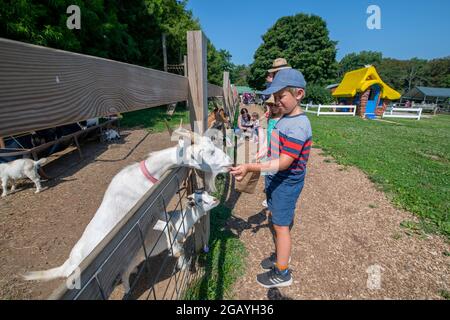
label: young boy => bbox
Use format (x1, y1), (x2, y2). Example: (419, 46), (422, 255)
(230, 68), (312, 288)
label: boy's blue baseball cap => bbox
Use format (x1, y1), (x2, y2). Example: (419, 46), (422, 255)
(261, 68), (307, 95)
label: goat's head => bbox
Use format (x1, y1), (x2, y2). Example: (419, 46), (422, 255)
(186, 190), (219, 213)
(173, 126), (233, 175)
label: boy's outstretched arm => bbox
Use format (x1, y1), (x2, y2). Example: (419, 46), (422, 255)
(230, 154), (295, 181)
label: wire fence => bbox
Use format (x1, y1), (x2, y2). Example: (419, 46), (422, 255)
(49, 167), (209, 300)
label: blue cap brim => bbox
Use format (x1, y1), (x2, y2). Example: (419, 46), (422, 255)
(260, 85), (286, 95)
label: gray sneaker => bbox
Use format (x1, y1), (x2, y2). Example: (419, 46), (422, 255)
(260, 253), (291, 270)
(260, 253), (276, 270)
(256, 267), (292, 288)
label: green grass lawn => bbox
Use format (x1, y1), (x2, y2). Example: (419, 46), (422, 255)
(120, 104), (190, 132)
(307, 114), (450, 238)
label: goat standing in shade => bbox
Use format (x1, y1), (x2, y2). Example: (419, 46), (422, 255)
(23, 126), (232, 282)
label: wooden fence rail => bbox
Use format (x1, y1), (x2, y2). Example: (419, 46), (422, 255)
(0, 38), (222, 137)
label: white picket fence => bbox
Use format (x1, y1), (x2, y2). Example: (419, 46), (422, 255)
(302, 103), (357, 116)
(382, 107), (423, 120)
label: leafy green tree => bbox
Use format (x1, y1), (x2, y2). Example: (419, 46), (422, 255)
(423, 57), (450, 88)
(0, 0), (228, 84)
(304, 83), (334, 104)
(338, 51), (383, 78)
(378, 58), (428, 94)
(207, 45), (233, 85)
(230, 64), (250, 86)
(248, 13), (338, 89)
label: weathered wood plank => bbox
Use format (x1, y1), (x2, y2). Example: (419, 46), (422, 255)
(207, 83), (223, 98)
(222, 72), (230, 116)
(187, 31), (208, 134)
(0, 38), (189, 137)
(187, 31), (210, 253)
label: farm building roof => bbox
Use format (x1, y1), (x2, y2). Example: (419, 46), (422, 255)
(332, 66), (401, 100)
(236, 86), (256, 94)
(402, 86), (450, 100)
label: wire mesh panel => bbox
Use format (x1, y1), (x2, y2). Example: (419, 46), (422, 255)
(49, 167), (207, 300)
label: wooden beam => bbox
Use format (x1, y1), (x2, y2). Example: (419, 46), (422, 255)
(0, 38), (189, 137)
(162, 33), (168, 72)
(184, 55), (189, 111)
(187, 31), (210, 253)
(183, 55), (188, 78)
(207, 83), (223, 98)
(187, 31), (208, 134)
(222, 72), (230, 116)
(229, 82), (236, 121)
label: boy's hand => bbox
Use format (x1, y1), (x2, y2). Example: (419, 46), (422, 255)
(230, 164), (248, 181)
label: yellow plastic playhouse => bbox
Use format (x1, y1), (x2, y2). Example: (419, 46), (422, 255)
(332, 65), (401, 119)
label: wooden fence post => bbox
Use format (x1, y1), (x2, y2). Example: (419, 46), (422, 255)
(0, 137), (5, 149)
(162, 33), (168, 72)
(184, 55), (189, 111)
(187, 30), (210, 253)
(229, 83), (236, 121)
(222, 71), (230, 118)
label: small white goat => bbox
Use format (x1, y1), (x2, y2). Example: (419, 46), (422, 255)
(22, 127), (232, 282)
(121, 190), (219, 293)
(104, 129), (120, 142)
(0, 158), (47, 197)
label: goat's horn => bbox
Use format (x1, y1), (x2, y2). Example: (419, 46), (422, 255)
(164, 119), (173, 137)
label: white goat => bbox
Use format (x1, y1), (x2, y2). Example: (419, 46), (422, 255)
(0, 158), (47, 197)
(121, 190), (219, 293)
(23, 127), (232, 282)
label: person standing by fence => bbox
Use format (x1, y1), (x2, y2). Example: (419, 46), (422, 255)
(231, 68), (312, 288)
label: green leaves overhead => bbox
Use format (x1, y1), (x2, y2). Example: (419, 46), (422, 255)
(0, 0), (229, 85)
(248, 13), (338, 89)
(338, 51), (450, 94)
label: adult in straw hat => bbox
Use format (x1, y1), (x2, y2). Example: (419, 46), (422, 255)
(268, 58), (292, 74)
(266, 58), (292, 87)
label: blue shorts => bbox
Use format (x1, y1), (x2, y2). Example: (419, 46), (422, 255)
(265, 175), (304, 226)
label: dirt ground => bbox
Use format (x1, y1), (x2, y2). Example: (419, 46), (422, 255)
(228, 104), (450, 300)
(0, 128), (178, 299)
(1, 107), (449, 300)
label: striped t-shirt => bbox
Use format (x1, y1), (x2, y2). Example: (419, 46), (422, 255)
(267, 113), (312, 183)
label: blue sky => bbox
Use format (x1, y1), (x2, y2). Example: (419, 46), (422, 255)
(186, 0), (450, 65)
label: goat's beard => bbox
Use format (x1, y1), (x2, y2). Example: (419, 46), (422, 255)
(204, 171), (218, 193)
